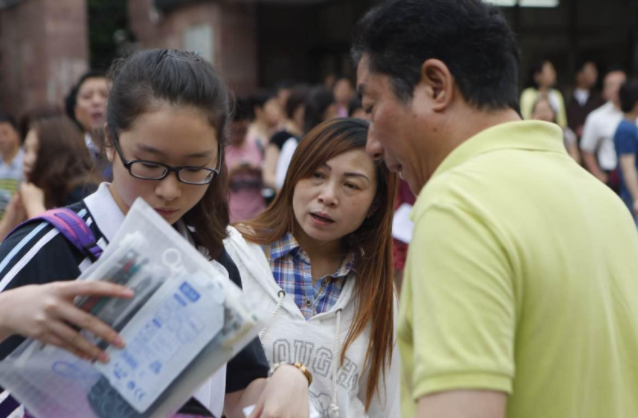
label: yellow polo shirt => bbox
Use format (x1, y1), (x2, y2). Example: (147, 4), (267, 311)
(399, 121), (638, 418)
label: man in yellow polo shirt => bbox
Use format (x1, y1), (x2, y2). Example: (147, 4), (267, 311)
(352, 1), (638, 418)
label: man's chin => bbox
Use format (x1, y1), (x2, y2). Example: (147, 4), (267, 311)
(402, 171), (424, 195)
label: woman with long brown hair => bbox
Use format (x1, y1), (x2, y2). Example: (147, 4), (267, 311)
(234, 118), (400, 418)
(0, 115), (98, 240)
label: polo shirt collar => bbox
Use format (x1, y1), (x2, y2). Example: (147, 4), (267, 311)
(431, 120), (566, 182)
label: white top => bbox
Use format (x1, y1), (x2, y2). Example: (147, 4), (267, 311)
(223, 228), (401, 418)
(580, 102), (623, 171)
(275, 138), (297, 190)
(85, 133), (100, 160)
(0, 148), (24, 213)
(573, 89), (590, 107)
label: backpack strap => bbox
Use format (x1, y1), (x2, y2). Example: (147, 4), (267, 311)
(0, 392), (19, 418)
(8, 208), (102, 262)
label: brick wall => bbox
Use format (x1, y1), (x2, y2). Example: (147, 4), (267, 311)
(128, 0), (258, 96)
(0, 0), (88, 118)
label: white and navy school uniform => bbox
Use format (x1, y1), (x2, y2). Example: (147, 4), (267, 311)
(0, 183), (268, 417)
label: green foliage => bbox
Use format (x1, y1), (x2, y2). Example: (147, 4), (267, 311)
(87, 0), (128, 71)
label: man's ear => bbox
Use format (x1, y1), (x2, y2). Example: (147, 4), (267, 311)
(104, 123), (116, 163)
(417, 59), (456, 112)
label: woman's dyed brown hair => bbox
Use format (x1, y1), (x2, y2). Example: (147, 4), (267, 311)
(237, 118), (398, 410)
(29, 116), (97, 208)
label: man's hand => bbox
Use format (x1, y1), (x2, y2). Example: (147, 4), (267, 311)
(19, 182), (46, 218)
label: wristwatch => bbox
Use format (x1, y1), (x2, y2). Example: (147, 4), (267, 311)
(268, 362), (313, 386)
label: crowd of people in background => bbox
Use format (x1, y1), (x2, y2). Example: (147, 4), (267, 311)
(519, 60), (638, 227)
(0, 57), (635, 291)
(0, 1), (636, 417)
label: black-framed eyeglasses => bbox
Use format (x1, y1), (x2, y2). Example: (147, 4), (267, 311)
(111, 130), (222, 185)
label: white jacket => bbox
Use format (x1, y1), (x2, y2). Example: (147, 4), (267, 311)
(224, 227), (401, 418)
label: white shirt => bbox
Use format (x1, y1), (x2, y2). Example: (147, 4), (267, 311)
(275, 138), (297, 190)
(573, 89), (590, 107)
(580, 102), (623, 171)
(0, 148), (24, 214)
(85, 133), (100, 160)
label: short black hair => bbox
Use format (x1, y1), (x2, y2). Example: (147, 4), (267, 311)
(351, 0), (520, 110)
(0, 112), (18, 131)
(348, 97), (363, 116)
(65, 69), (107, 126)
(304, 86), (335, 134)
(333, 74), (353, 87)
(575, 60), (597, 74)
(76, 70), (107, 91)
(527, 59), (552, 88)
(276, 80), (295, 91)
(604, 65), (627, 79)
(619, 80), (638, 113)
(251, 90), (277, 109)
(284, 85), (309, 119)
(248, 90), (277, 120)
(232, 97), (251, 122)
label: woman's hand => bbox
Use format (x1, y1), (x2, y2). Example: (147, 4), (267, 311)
(0, 194), (27, 239)
(6, 193), (26, 220)
(0, 281), (134, 362)
(19, 182), (46, 218)
(248, 365), (310, 418)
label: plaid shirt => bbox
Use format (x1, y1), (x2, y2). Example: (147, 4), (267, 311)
(263, 232), (354, 320)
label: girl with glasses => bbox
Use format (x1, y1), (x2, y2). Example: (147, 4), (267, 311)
(0, 49), (310, 418)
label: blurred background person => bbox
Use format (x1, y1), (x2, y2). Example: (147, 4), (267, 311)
(247, 89), (283, 154)
(65, 70), (108, 159)
(0, 113), (23, 220)
(580, 67), (627, 189)
(65, 70), (111, 180)
(613, 79), (638, 228)
(275, 80), (294, 112)
(520, 60), (568, 128)
(333, 75), (355, 117)
(323, 72), (336, 91)
(532, 98), (581, 164)
(348, 97), (367, 120)
(275, 86), (337, 189)
(392, 179), (415, 294)
(226, 98), (266, 223)
(264, 85), (308, 191)
(0, 115), (98, 240)
(567, 61), (604, 142)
